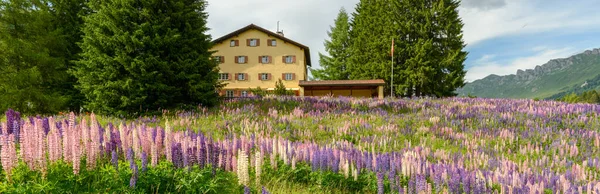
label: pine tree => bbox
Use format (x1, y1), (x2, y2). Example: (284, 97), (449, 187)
(73, 0), (221, 115)
(311, 7), (351, 80)
(0, 0), (72, 113)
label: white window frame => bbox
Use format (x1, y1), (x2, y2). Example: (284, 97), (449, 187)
(270, 39), (277, 46)
(237, 73), (246, 81)
(260, 73), (269, 81)
(249, 39), (257, 47)
(215, 56), (222, 64)
(261, 56), (269, 64)
(219, 73), (229, 80)
(285, 56), (293, 64)
(237, 56), (246, 64)
(241, 91), (248, 97)
(284, 73), (293, 81)
(230, 40), (236, 47)
(225, 90), (234, 97)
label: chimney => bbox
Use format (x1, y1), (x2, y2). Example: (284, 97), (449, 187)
(277, 21), (284, 37)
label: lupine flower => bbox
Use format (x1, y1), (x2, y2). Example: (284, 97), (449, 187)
(244, 186), (251, 194)
(141, 151), (148, 172)
(376, 171), (385, 194)
(111, 150), (119, 171)
(237, 149), (250, 186)
(130, 162), (138, 188)
(261, 186), (270, 194)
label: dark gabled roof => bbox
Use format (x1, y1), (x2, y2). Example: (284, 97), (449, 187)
(212, 24), (311, 67)
(299, 79), (386, 87)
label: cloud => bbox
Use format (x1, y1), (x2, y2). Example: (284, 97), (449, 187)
(459, 0), (600, 45)
(460, 0), (506, 10)
(465, 47), (578, 82)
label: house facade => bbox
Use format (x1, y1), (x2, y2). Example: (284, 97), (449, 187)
(211, 24), (311, 97)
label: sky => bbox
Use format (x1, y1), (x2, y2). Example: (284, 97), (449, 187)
(206, 0), (600, 82)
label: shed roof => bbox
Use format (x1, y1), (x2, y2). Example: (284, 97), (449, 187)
(299, 79), (386, 87)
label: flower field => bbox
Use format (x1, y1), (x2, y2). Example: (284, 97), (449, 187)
(1, 96), (600, 193)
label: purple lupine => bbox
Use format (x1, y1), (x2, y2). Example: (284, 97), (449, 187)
(388, 169), (397, 192)
(244, 186), (251, 194)
(261, 186), (270, 194)
(130, 163), (138, 188)
(141, 151), (148, 172)
(376, 171), (384, 194)
(111, 150), (119, 171)
(198, 136), (206, 168)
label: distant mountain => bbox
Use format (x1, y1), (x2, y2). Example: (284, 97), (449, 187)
(457, 48), (600, 99)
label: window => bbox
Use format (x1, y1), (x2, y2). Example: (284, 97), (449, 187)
(214, 56), (224, 64)
(241, 91), (248, 97)
(268, 39), (277, 46)
(284, 56), (295, 64)
(260, 56), (270, 64)
(225, 90), (234, 97)
(236, 56), (247, 64)
(219, 73), (229, 80)
(237, 73), (246, 81)
(260, 73), (270, 81)
(284, 73), (294, 81)
(230, 40), (238, 47)
(248, 39), (259, 47)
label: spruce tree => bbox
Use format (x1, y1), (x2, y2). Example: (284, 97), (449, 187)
(347, 0), (396, 88)
(312, 7), (351, 80)
(347, 0), (467, 97)
(0, 0), (72, 113)
(73, 0), (221, 115)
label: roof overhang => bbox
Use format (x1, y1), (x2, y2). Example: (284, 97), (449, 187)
(299, 79), (386, 87)
(212, 24), (312, 67)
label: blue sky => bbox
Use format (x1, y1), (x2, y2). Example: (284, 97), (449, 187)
(206, 0), (600, 82)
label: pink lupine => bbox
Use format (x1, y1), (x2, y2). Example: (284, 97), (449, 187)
(88, 113), (100, 169)
(47, 117), (62, 162)
(1, 134), (17, 182)
(72, 122), (82, 175)
(164, 122), (172, 162)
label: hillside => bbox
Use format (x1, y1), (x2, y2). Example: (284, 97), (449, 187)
(457, 48), (600, 99)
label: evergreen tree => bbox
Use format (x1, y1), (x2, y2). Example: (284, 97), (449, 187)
(347, 0), (467, 97)
(348, 0), (396, 83)
(0, 0), (71, 113)
(73, 0), (221, 115)
(311, 7), (351, 80)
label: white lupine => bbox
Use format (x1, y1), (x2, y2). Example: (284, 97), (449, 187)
(237, 149), (249, 186)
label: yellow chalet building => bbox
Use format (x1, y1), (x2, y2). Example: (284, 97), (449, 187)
(211, 24), (310, 97)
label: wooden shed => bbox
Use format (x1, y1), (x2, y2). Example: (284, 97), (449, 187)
(299, 79), (385, 99)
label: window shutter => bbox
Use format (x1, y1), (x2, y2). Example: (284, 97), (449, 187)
(234, 73), (238, 81)
(234, 56), (238, 64)
(244, 73), (248, 80)
(228, 73), (232, 80)
(293, 56), (297, 63)
(282, 56), (286, 63)
(235, 90), (240, 97)
(268, 56), (272, 63)
(281, 73), (285, 80)
(256, 39), (260, 46)
(259, 56), (262, 63)
(235, 40), (239, 46)
(258, 73), (261, 80)
(268, 73), (272, 80)
(219, 90), (224, 96)
(246, 39), (250, 46)
(267, 39), (271, 46)
(292, 73), (296, 80)
(221, 56), (225, 63)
